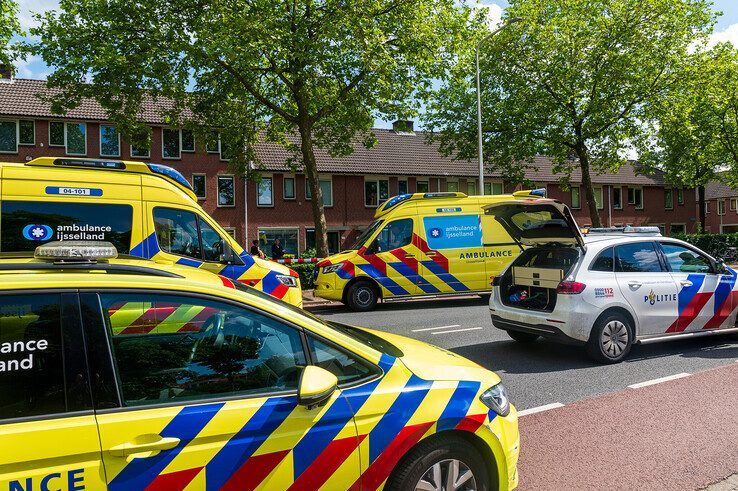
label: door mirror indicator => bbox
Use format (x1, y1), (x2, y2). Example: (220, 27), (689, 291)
(298, 365), (337, 409)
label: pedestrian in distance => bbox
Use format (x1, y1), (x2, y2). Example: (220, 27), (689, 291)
(271, 238), (285, 260)
(250, 239), (265, 259)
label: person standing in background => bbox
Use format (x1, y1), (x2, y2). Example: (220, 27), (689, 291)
(271, 238), (285, 260)
(250, 239), (265, 259)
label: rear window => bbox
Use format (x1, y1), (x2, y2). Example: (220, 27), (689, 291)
(590, 247), (614, 272)
(1, 201), (133, 253)
(616, 242), (664, 273)
(490, 204), (575, 243)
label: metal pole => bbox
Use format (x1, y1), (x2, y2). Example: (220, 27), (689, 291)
(476, 17), (522, 195)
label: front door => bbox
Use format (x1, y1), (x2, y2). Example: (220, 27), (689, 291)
(85, 291), (362, 490)
(359, 218), (421, 297)
(614, 241), (680, 336)
(0, 293), (106, 491)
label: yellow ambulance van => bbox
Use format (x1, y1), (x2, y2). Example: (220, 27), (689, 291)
(314, 190), (545, 310)
(0, 157), (302, 306)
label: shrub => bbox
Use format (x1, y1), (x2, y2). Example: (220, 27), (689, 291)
(292, 263), (317, 290)
(672, 233), (738, 262)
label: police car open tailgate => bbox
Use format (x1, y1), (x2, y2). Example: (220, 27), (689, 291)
(483, 199), (585, 249)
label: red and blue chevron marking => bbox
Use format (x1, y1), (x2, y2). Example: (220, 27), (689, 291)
(666, 274), (712, 333)
(703, 268), (738, 329)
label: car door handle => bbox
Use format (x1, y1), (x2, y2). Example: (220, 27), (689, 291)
(404, 253), (415, 258)
(426, 250), (438, 257)
(628, 281), (642, 288)
(680, 280), (693, 287)
(109, 436), (180, 457)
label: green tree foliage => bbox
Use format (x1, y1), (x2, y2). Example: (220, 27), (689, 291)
(0, 0), (21, 68)
(29, 0), (472, 256)
(639, 44), (738, 232)
(425, 0), (715, 227)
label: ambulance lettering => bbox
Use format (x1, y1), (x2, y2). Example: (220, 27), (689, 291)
(9, 469), (85, 491)
(458, 250), (513, 260)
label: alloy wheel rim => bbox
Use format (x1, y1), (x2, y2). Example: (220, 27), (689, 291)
(415, 459), (477, 491)
(601, 320), (628, 357)
(356, 288), (372, 306)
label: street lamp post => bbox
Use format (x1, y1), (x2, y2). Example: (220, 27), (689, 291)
(476, 17), (521, 195)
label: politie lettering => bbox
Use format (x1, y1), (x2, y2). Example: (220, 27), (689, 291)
(9, 468), (84, 491)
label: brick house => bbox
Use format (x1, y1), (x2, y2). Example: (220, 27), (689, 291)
(704, 181), (738, 233)
(0, 77), (698, 256)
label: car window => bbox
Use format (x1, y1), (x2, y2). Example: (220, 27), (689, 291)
(307, 335), (377, 384)
(200, 219), (224, 262)
(1, 201), (133, 254)
(373, 218), (413, 252)
(615, 242), (664, 273)
(660, 243), (712, 273)
(154, 208), (202, 259)
(0, 294), (81, 420)
(100, 293), (307, 406)
(590, 247), (614, 272)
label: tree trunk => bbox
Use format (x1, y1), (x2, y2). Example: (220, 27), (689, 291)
(297, 121), (329, 258)
(575, 143), (602, 228)
(698, 185), (706, 233)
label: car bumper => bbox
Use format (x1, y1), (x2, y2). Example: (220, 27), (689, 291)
(491, 314), (586, 346)
(282, 286), (303, 308)
(314, 273), (345, 301)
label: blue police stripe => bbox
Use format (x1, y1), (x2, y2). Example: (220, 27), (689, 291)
(109, 402), (224, 491)
(677, 274), (706, 314)
(205, 395), (297, 491)
(421, 260), (469, 292)
(388, 261), (441, 294)
(713, 270), (737, 314)
(356, 264), (409, 296)
(368, 375), (433, 462)
(436, 381), (482, 432)
(177, 257), (203, 268)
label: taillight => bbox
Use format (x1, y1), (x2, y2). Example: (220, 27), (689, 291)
(556, 280), (586, 294)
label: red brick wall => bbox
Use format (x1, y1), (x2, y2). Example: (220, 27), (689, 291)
(705, 197), (738, 233)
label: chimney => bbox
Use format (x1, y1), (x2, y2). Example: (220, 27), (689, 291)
(392, 119), (414, 134)
(0, 65), (13, 83)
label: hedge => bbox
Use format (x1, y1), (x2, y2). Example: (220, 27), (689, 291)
(672, 233), (738, 262)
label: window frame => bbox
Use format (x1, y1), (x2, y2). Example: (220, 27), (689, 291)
(192, 173), (206, 200)
(0, 119), (19, 153)
(130, 143), (151, 158)
(718, 199), (726, 216)
(627, 186), (643, 209)
(18, 119), (34, 146)
(305, 176), (333, 207)
(656, 241), (716, 274)
(217, 175), (236, 208)
(364, 177), (388, 208)
(570, 186), (581, 210)
(677, 188), (684, 206)
(48, 121), (66, 147)
(369, 218), (414, 253)
(161, 127), (181, 160)
(64, 121), (87, 156)
(258, 227), (300, 256)
(152, 206), (235, 264)
(614, 241), (666, 273)
(669, 223), (686, 235)
(664, 188), (674, 211)
(612, 186), (623, 210)
(466, 180), (476, 196)
(588, 246), (615, 272)
(445, 179), (459, 193)
(181, 129), (195, 153)
(283, 176), (296, 200)
(416, 179), (429, 193)
(99, 124), (121, 157)
(594, 186), (604, 210)
(256, 175), (274, 207)
(398, 178), (408, 195)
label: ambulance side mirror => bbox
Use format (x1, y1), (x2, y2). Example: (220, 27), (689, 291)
(298, 366), (337, 409)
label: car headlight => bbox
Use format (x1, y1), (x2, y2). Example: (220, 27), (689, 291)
(479, 383), (510, 417)
(322, 262), (344, 274)
(276, 274), (298, 288)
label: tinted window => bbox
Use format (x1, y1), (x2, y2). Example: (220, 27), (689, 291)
(616, 242), (663, 273)
(1, 201), (133, 253)
(154, 208), (202, 259)
(590, 247), (614, 272)
(101, 294), (307, 406)
(200, 219), (223, 262)
(373, 219), (413, 252)
(308, 336), (375, 384)
(661, 243), (712, 273)
(0, 294), (66, 419)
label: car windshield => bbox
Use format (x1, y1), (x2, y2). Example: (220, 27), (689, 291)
(345, 219), (383, 250)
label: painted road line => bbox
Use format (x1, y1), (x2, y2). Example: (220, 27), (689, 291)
(411, 325), (461, 332)
(517, 402), (565, 417)
(628, 373), (691, 389)
(431, 327), (484, 335)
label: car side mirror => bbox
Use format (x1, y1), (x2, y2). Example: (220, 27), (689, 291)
(715, 258), (729, 275)
(365, 241), (378, 255)
(298, 366), (337, 409)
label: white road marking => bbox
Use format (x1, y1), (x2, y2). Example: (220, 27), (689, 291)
(411, 324), (461, 332)
(517, 402), (565, 417)
(628, 372), (691, 389)
(431, 327), (484, 335)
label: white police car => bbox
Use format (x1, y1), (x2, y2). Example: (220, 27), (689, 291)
(486, 200), (738, 363)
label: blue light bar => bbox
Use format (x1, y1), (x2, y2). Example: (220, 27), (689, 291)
(380, 194), (412, 211)
(530, 188), (546, 197)
(147, 163), (194, 192)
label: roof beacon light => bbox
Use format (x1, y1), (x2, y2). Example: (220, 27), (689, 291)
(529, 188), (547, 197)
(147, 163), (194, 192)
(35, 241), (118, 262)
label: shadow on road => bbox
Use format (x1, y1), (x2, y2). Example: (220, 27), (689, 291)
(452, 334), (738, 374)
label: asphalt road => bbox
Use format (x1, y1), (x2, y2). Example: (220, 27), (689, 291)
(310, 295), (738, 410)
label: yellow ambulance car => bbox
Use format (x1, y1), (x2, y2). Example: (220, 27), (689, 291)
(0, 242), (519, 490)
(0, 157), (302, 306)
(314, 190), (545, 310)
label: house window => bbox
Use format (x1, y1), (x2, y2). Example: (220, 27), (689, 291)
(217, 175), (235, 207)
(705, 202), (710, 214)
(484, 182), (503, 195)
(446, 181), (458, 192)
(283, 176), (295, 200)
(65, 123), (86, 155)
(257, 177), (273, 207)
(664, 188), (674, 210)
(365, 179), (389, 207)
(99, 124), (120, 157)
(571, 186), (581, 209)
(18, 120), (34, 145)
(627, 187), (643, 209)
(612, 187), (622, 210)
(594, 187), (604, 210)
(398, 179), (408, 195)
(306, 229), (341, 255)
(416, 180), (429, 193)
(181, 129), (195, 152)
(677, 188), (684, 205)
(670, 223), (686, 235)
(305, 178), (333, 206)
(0, 120), (17, 153)
(192, 174), (206, 200)
(49, 121), (65, 146)
(718, 199), (726, 216)
(162, 128), (181, 159)
(258, 228), (299, 257)
(131, 143), (150, 158)
(206, 131), (220, 153)
(467, 181), (476, 196)
(731, 199), (737, 211)
(223, 227), (237, 240)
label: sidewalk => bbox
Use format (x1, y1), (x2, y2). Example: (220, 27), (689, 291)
(517, 362), (738, 490)
(301, 290), (341, 310)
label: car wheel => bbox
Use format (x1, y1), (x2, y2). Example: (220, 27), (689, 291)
(586, 312), (633, 364)
(387, 435), (489, 491)
(506, 330), (539, 343)
(346, 281), (377, 311)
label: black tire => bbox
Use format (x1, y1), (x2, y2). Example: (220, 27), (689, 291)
(386, 435), (490, 491)
(586, 311), (633, 364)
(506, 329), (539, 343)
(346, 281), (378, 311)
